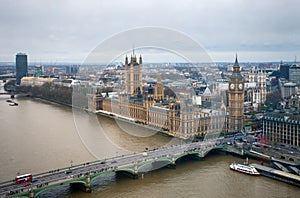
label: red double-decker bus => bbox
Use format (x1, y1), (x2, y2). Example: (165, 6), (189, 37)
(15, 173), (32, 184)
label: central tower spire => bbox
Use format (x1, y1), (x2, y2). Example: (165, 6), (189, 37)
(132, 44), (135, 56)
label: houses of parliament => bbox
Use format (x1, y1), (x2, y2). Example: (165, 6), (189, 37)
(89, 53), (244, 139)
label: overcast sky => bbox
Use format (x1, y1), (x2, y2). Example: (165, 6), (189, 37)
(0, 0), (300, 63)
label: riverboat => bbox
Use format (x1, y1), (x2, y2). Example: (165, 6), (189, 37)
(230, 162), (260, 175)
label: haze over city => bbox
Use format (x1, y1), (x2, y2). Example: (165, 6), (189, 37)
(1, 0), (300, 197)
(1, 0), (300, 63)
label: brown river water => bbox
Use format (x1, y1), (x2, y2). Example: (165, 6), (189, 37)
(0, 94), (299, 198)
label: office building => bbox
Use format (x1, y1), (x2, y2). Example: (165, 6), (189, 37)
(263, 111), (300, 147)
(289, 64), (300, 88)
(279, 61), (290, 80)
(16, 53), (28, 85)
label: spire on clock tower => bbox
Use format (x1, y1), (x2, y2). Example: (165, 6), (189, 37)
(234, 53), (239, 65)
(233, 53), (240, 72)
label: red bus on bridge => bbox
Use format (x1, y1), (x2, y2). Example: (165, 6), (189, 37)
(15, 173), (32, 184)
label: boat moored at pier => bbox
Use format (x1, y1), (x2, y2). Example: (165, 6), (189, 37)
(230, 162), (260, 176)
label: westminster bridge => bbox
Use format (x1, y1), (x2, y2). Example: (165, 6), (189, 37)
(0, 138), (231, 198)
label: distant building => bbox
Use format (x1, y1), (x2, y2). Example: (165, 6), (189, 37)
(279, 61), (290, 80)
(66, 65), (79, 74)
(246, 68), (267, 110)
(227, 55), (244, 132)
(288, 94), (300, 108)
(35, 65), (43, 77)
(16, 53), (28, 85)
(289, 64), (300, 88)
(280, 82), (296, 99)
(88, 89), (103, 112)
(21, 77), (56, 86)
(192, 95), (202, 106)
(279, 78), (297, 99)
(283, 82), (297, 99)
(146, 69), (164, 102)
(202, 87), (212, 101)
(263, 111), (300, 147)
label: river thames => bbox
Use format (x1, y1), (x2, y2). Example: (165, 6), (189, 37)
(0, 93), (299, 197)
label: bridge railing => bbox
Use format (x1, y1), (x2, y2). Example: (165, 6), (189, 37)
(0, 149), (150, 185)
(0, 139), (224, 187)
(0, 179), (14, 186)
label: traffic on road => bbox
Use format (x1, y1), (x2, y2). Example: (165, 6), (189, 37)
(0, 138), (224, 197)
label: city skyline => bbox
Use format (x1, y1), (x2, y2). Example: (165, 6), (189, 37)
(0, 0), (300, 63)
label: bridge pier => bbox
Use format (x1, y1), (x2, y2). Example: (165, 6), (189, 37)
(133, 164), (138, 179)
(29, 185), (34, 198)
(200, 150), (204, 158)
(167, 156), (176, 169)
(85, 174), (92, 193)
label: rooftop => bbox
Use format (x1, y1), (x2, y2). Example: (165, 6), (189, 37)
(16, 52), (27, 56)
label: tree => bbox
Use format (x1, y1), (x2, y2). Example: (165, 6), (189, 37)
(266, 90), (281, 108)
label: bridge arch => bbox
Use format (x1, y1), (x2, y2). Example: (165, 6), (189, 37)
(201, 145), (224, 157)
(69, 180), (86, 186)
(138, 158), (173, 172)
(90, 170), (114, 183)
(115, 169), (136, 178)
(34, 184), (67, 198)
(174, 152), (200, 162)
(116, 158), (174, 178)
(34, 179), (87, 197)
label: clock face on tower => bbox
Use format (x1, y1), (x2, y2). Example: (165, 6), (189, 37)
(230, 83), (235, 90)
(238, 83), (243, 90)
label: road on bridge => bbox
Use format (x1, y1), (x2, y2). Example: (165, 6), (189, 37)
(0, 138), (227, 197)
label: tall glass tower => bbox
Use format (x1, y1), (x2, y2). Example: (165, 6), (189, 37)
(16, 53), (28, 85)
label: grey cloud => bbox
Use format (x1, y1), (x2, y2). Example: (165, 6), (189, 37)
(0, 0), (299, 62)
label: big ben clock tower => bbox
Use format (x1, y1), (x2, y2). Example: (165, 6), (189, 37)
(228, 55), (244, 132)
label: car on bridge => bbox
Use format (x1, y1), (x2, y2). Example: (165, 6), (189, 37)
(65, 170), (72, 174)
